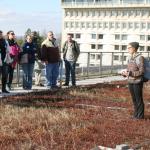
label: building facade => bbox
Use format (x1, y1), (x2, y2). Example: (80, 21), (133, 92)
(61, 0), (150, 66)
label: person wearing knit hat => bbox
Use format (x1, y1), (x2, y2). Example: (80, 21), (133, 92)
(122, 42), (145, 119)
(129, 42), (139, 51)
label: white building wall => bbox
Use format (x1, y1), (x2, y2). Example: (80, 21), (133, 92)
(61, 1), (150, 66)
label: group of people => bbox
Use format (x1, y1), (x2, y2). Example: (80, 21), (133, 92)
(0, 30), (80, 93)
(0, 29), (147, 119)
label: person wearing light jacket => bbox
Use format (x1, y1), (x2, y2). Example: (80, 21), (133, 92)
(62, 34), (80, 86)
(122, 42), (145, 119)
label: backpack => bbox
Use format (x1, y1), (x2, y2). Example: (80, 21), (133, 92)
(143, 58), (150, 82)
(134, 54), (150, 82)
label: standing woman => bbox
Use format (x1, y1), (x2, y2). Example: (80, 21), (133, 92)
(7, 31), (20, 90)
(21, 35), (35, 90)
(122, 42), (145, 119)
(0, 31), (9, 93)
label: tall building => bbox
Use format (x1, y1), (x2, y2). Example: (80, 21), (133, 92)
(61, 0), (150, 66)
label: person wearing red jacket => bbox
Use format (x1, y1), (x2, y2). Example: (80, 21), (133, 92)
(6, 31), (20, 90)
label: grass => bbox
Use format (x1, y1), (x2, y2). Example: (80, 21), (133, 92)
(0, 81), (150, 149)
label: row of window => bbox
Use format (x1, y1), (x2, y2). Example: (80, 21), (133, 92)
(64, 21), (150, 30)
(90, 54), (127, 62)
(68, 33), (150, 42)
(65, 10), (150, 18)
(90, 44), (150, 51)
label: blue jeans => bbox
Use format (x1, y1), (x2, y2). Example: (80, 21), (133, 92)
(45, 63), (59, 87)
(22, 63), (34, 89)
(64, 60), (76, 85)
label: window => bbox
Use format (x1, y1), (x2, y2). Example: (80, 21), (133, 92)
(90, 54), (95, 59)
(129, 11), (134, 17)
(87, 22), (91, 28)
(98, 22), (103, 28)
(104, 22), (109, 29)
(92, 22), (97, 28)
(147, 46), (150, 51)
(140, 35), (145, 41)
(92, 11), (96, 17)
(75, 11), (79, 17)
(122, 11), (128, 17)
(110, 22), (115, 29)
(106, 11), (110, 17)
(122, 23), (127, 29)
(115, 34), (120, 40)
(139, 46), (144, 51)
(98, 44), (103, 49)
(76, 34), (81, 39)
(114, 55), (119, 60)
(136, 10), (141, 17)
(141, 23), (146, 29)
(81, 22), (85, 28)
(111, 11), (116, 17)
(122, 45), (127, 51)
(120, 56), (127, 61)
(65, 22), (69, 28)
(115, 22), (121, 29)
(114, 45), (119, 50)
(75, 22), (79, 28)
(96, 54), (101, 60)
(129, 22), (133, 29)
(70, 22), (74, 28)
(91, 44), (96, 49)
(142, 10), (148, 17)
(148, 23), (150, 29)
(98, 34), (103, 39)
(121, 35), (127, 40)
(135, 22), (140, 29)
(91, 34), (96, 39)
(147, 35), (150, 41)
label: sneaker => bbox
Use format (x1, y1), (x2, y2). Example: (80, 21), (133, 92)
(62, 83), (69, 86)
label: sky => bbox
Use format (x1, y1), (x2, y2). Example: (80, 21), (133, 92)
(0, 0), (62, 36)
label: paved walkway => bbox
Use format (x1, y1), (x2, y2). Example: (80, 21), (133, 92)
(0, 76), (125, 97)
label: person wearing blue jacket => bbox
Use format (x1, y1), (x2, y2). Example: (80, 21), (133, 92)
(21, 35), (35, 90)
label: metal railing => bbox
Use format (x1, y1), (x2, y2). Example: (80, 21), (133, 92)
(62, 0), (150, 8)
(13, 51), (150, 86)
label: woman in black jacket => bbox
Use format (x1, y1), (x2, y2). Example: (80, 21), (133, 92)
(21, 35), (36, 90)
(0, 30), (9, 93)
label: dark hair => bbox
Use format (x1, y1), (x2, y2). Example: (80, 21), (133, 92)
(0, 30), (2, 34)
(67, 33), (73, 38)
(7, 30), (14, 35)
(129, 42), (139, 50)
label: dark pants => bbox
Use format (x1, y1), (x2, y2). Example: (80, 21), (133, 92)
(64, 60), (76, 86)
(7, 65), (14, 88)
(0, 64), (8, 91)
(128, 82), (144, 119)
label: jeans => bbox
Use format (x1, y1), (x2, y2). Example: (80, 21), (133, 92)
(0, 64), (8, 91)
(22, 63), (34, 89)
(128, 82), (144, 119)
(64, 60), (76, 85)
(45, 63), (59, 87)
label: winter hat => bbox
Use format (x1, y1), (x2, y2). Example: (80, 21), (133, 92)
(129, 42), (139, 50)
